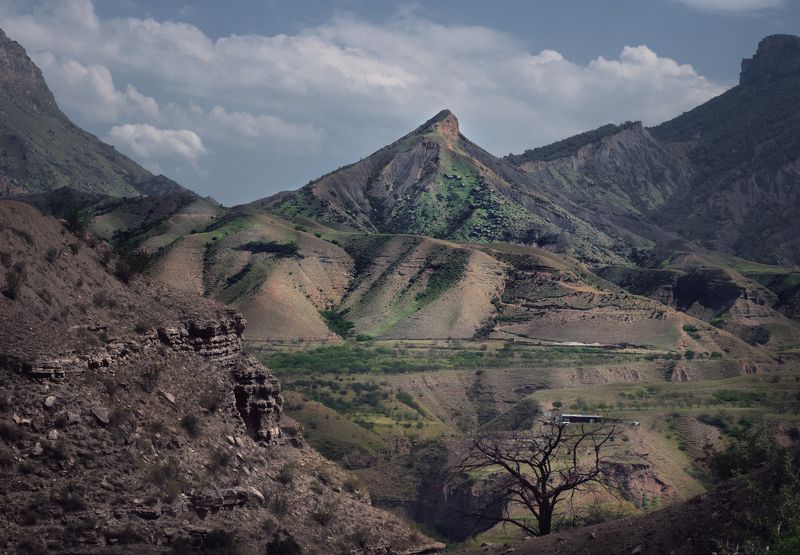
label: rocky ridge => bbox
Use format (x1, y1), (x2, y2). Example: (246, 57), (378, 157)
(740, 34), (800, 86)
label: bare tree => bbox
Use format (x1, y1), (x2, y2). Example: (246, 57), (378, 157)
(451, 416), (616, 536)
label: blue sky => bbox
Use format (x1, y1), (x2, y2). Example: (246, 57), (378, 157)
(2, 0), (797, 204)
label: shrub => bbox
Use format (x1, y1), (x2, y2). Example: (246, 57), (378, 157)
(45, 247), (59, 264)
(133, 320), (150, 334)
(180, 414), (202, 438)
(65, 208), (91, 234)
(52, 487), (87, 512)
(42, 440), (68, 463)
(0, 447), (14, 470)
(265, 531), (301, 554)
(343, 475), (362, 494)
(319, 308), (354, 337)
(310, 500), (336, 526)
(20, 498), (49, 526)
(2, 262), (26, 300)
(276, 463), (296, 484)
(202, 529), (241, 554)
(0, 422), (23, 443)
(139, 364), (162, 393)
(682, 323), (699, 333)
(270, 493), (289, 515)
(206, 448), (231, 474)
(199, 389), (226, 412)
(114, 250), (151, 283)
(92, 290), (116, 309)
(147, 458), (183, 501)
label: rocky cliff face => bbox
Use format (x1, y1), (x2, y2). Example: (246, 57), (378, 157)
(740, 34), (800, 86)
(0, 29), (57, 109)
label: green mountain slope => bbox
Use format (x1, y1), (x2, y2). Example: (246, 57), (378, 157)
(257, 110), (637, 265)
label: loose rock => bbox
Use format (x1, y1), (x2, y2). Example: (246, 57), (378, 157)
(91, 407), (110, 425)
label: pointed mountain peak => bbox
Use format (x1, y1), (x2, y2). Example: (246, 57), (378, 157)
(418, 109), (460, 138)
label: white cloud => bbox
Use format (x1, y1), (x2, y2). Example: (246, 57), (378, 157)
(33, 54), (159, 123)
(673, 0), (784, 12)
(0, 0), (729, 203)
(108, 124), (205, 162)
(205, 106), (325, 149)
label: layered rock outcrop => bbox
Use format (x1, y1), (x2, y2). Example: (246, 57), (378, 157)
(156, 310), (246, 366)
(740, 34), (800, 86)
(232, 355), (283, 443)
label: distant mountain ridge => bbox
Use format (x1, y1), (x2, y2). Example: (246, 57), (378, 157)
(507, 33), (800, 265)
(0, 28), (187, 198)
(259, 34), (800, 265)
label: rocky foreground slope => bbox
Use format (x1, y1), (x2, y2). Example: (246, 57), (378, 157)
(0, 200), (438, 553)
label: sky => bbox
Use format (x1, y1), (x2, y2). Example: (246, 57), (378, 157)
(1, 0), (798, 205)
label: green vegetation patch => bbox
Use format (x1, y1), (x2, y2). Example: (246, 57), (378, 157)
(237, 240), (300, 258)
(320, 308), (355, 338)
(415, 249), (470, 305)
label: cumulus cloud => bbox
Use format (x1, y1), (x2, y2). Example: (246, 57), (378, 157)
(33, 54), (159, 123)
(0, 0), (729, 203)
(673, 0), (784, 12)
(202, 106), (325, 150)
(108, 124), (205, 162)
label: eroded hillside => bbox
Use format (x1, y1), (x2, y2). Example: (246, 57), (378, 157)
(0, 201), (438, 554)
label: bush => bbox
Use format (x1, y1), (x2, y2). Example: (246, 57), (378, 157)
(114, 249), (152, 283)
(0, 447), (14, 470)
(310, 500), (336, 526)
(319, 308), (354, 337)
(206, 448), (231, 474)
(147, 458), (183, 501)
(2, 262), (26, 300)
(65, 208), (91, 234)
(20, 498), (49, 526)
(270, 493), (289, 515)
(265, 531), (301, 554)
(92, 290), (116, 309)
(202, 529), (241, 554)
(199, 389), (226, 412)
(276, 463), (296, 484)
(139, 364), (162, 393)
(52, 487), (87, 512)
(0, 422), (23, 443)
(180, 413), (202, 438)
(45, 247), (59, 264)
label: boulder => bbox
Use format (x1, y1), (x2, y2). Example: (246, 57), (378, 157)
(91, 407), (110, 425)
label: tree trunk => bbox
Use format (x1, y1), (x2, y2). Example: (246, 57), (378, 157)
(538, 505), (553, 535)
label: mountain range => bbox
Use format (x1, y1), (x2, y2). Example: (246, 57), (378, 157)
(1, 27), (798, 349)
(1, 25), (800, 553)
